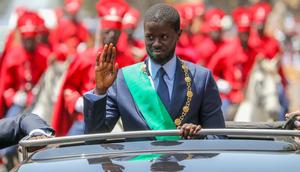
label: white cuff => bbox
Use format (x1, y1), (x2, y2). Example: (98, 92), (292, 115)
(75, 96), (84, 113)
(28, 129), (53, 137)
(84, 90), (106, 101)
(13, 91), (27, 106)
(217, 79), (231, 94)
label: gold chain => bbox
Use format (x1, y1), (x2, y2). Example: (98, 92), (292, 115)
(174, 60), (193, 126)
(141, 60), (193, 126)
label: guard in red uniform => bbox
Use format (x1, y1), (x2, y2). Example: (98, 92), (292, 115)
(35, 13), (51, 48)
(189, 2), (206, 60)
(231, 7), (257, 87)
(0, 7), (28, 75)
(49, 0), (89, 61)
(118, 7), (146, 61)
(249, 2), (286, 84)
(0, 11), (49, 118)
(175, 3), (198, 63)
(207, 7), (254, 119)
(52, 0), (135, 136)
(195, 8), (227, 66)
(249, 2), (288, 120)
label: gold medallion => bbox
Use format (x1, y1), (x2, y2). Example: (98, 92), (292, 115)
(182, 66), (188, 72)
(175, 118), (181, 126)
(185, 77), (191, 83)
(183, 106), (189, 113)
(187, 91), (193, 98)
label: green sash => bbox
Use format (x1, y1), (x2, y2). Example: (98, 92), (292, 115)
(122, 62), (179, 140)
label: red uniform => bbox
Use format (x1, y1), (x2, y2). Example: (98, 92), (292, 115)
(52, 47), (135, 136)
(118, 7), (146, 61)
(0, 11), (50, 118)
(0, 7), (28, 72)
(248, 2), (287, 87)
(174, 3), (198, 63)
(0, 46), (49, 118)
(195, 35), (227, 66)
(208, 39), (249, 103)
(52, 0), (135, 136)
(176, 33), (198, 63)
(0, 29), (19, 71)
(231, 7), (256, 85)
(195, 8), (226, 66)
(64, 0), (82, 14)
(207, 7), (255, 104)
(49, 18), (89, 61)
(49, 0), (88, 61)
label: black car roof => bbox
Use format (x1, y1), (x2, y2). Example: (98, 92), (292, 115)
(18, 139), (300, 172)
(18, 129), (300, 172)
(30, 139), (298, 161)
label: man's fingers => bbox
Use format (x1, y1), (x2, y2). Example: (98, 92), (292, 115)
(106, 43), (113, 62)
(182, 124), (190, 139)
(285, 110), (300, 119)
(189, 127), (195, 137)
(180, 124), (189, 139)
(194, 125), (202, 135)
(108, 46), (117, 70)
(111, 46), (117, 64)
(95, 61), (103, 72)
(179, 124), (202, 139)
(102, 44), (108, 62)
(96, 51), (101, 66)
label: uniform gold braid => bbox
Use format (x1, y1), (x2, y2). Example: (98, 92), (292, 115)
(174, 60), (193, 126)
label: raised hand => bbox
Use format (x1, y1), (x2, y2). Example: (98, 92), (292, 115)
(94, 43), (119, 95)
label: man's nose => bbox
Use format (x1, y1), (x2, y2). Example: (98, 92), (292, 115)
(152, 38), (162, 48)
(108, 31), (116, 38)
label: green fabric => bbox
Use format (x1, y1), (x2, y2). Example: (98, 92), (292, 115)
(123, 62), (179, 140)
(130, 154), (161, 161)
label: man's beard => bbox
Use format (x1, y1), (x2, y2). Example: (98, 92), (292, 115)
(147, 46), (175, 65)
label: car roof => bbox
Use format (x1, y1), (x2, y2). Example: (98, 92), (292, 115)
(18, 139), (300, 172)
(31, 139), (298, 160)
(18, 128), (300, 172)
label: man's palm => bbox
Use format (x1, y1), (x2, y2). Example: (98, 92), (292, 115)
(95, 44), (118, 95)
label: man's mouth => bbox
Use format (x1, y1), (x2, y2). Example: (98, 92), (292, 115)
(153, 49), (163, 53)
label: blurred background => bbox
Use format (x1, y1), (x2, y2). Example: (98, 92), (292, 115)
(0, 0), (300, 171)
(0, 0), (300, 48)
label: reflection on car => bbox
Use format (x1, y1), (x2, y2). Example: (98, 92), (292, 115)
(17, 121), (300, 172)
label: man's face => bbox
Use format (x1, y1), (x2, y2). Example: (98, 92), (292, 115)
(22, 37), (36, 53)
(124, 29), (134, 39)
(36, 33), (49, 44)
(209, 30), (222, 43)
(101, 29), (121, 46)
(238, 31), (249, 48)
(254, 23), (265, 37)
(144, 21), (181, 64)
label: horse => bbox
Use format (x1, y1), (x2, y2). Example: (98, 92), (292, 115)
(28, 57), (124, 133)
(29, 58), (71, 124)
(234, 57), (281, 122)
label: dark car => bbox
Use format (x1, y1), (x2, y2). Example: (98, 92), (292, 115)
(17, 122), (300, 172)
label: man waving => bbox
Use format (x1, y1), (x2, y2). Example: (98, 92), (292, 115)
(84, 3), (225, 139)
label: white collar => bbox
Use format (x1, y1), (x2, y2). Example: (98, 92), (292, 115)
(148, 54), (177, 80)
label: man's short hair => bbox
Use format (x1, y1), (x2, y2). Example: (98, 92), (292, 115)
(144, 3), (180, 33)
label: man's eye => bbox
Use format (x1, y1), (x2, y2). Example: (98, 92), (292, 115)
(146, 35), (154, 41)
(162, 35), (168, 39)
